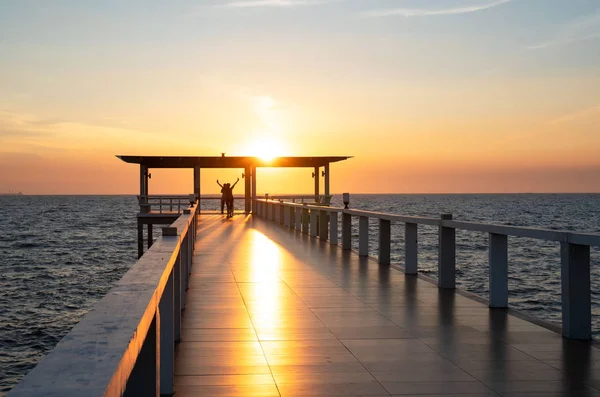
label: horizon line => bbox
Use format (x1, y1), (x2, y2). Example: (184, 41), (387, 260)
(7, 192), (600, 196)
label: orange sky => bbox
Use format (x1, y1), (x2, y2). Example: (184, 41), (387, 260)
(1, 1), (599, 194)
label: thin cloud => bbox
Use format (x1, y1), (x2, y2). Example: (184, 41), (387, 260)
(219, 0), (336, 8)
(528, 33), (600, 49)
(361, 0), (512, 18)
(527, 10), (600, 50)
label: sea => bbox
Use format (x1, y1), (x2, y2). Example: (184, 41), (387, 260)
(1, 194), (599, 394)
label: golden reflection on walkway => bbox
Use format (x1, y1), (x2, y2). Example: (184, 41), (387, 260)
(175, 215), (594, 397)
(245, 230), (283, 331)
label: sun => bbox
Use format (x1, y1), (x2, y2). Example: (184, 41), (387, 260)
(247, 138), (284, 162)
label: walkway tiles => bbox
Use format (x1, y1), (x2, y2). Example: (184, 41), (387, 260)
(174, 215), (600, 396)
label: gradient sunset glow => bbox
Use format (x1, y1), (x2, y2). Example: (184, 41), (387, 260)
(1, 0), (599, 194)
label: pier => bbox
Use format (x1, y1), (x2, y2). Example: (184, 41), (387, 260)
(7, 156), (600, 396)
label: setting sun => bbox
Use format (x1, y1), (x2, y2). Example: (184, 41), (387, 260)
(245, 138), (285, 162)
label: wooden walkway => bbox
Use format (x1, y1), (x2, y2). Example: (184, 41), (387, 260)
(174, 215), (600, 397)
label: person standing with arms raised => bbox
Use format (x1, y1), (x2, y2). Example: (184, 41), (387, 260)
(218, 178), (239, 218)
(216, 179), (225, 214)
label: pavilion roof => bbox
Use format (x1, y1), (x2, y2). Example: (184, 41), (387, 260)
(116, 155), (352, 168)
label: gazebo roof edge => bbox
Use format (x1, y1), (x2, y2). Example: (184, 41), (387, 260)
(116, 155), (352, 168)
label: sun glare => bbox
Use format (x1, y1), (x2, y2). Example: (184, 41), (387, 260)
(247, 138), (284, 162)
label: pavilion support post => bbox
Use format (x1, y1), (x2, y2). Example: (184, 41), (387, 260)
(137, 163), (146, 259)
(314, 166), (320, 203)
(144, 166), (149, 198)
(140, 165), (148, 214)
(324, 164), (330, 198)
(245, 167), (251, 214)
(251, 167), (257, 213)
(193, 166), (200, 213)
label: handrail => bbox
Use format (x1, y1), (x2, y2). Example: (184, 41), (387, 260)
(138, 195), (191, 199)
(264, 194), (322, 203)
(8, 204), (199, 396)
(253, 197), (600, 340)
(255, 199), (600, 245)
(138, 195), (193, 214)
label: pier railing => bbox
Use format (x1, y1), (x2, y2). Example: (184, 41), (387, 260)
(8, 203), (199, 397)
(138, 194), (195, 214)
(264, 194), (323, 203)
(254, 197), (600, 340)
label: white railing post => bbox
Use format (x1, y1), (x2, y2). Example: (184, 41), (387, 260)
(174, 255), (181, 342)
(378, 219), (391, 265)
(319, 210), (329, 241)
(187, 226), (193, 277)
(289, 207), (295, 230)
(310, 209), (318, 237)
(302, 206), (310, 234)
(359, 216), (369, 257)
(295, 207), (302, 231)
(283, 204), (289, 227)
(342, 212), (352, 250)
(124, 314), (158, 397)
(489, 233), (508, 308)
(330, 211), (339, 245)
(159, 269), (175, 395)
(438, 214), (455, 289)
(405, 223), (418, 275)
(180, 236), (188, 309)
(561, 242), (591, 340)
(279, 203), (285, 226)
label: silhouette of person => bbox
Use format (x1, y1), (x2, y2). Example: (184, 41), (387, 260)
(223, 178), (239, 218)
(216, 180), (225, 214)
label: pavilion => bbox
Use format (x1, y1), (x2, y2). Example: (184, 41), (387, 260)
(116, 155), (352, 256)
